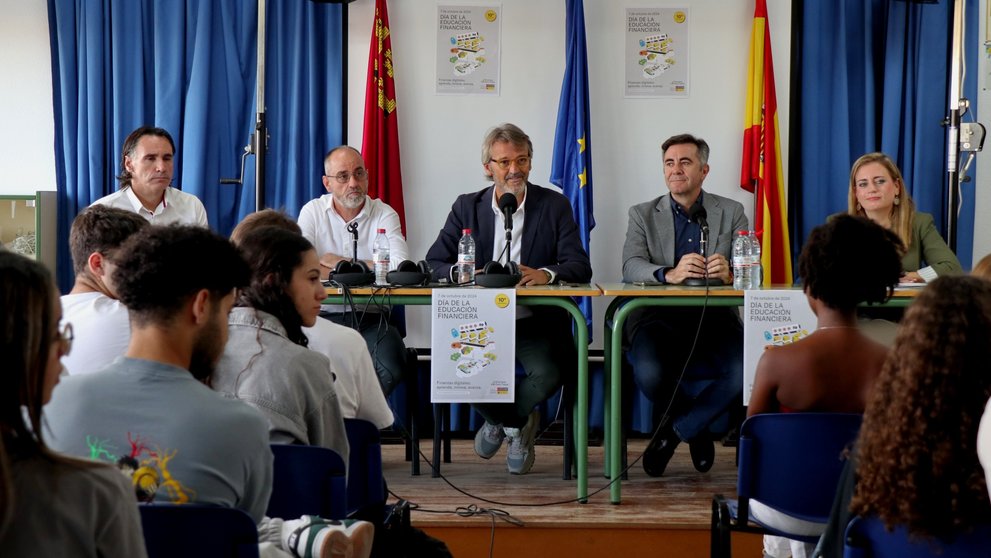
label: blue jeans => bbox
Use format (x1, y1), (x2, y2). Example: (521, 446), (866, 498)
(626, 307), (743, 441)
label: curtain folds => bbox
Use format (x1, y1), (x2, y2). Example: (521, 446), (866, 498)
(48, 0), (343, 290)
(795, 0), (977, 268)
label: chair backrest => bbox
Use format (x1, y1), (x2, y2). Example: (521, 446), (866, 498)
(268, 443), (347, 520)
(344, 418), (386, 517)
(139, 504), (259, 558)
(843, 516), (991, 558)
(737, 412), (862, 522)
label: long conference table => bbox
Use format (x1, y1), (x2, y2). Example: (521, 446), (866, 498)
(325, 282), (921, 506)
(599, 282), (921, 504)
(323, 283), (601, 503)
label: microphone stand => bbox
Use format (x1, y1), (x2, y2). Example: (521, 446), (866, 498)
(347, 222), (359, 264)
(684, 223), (722, 286)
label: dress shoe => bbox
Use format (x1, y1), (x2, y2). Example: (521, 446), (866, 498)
(688, 437), (715, 473)
(642, 427), (680, 477)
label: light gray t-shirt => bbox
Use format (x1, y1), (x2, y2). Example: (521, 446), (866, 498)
(44, 357), (273, 523)
(0, 454), (147, 557)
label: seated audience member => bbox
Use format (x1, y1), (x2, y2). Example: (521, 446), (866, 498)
(92, 126), (208, 227)
(61, 205), (148, 376)
(424, 123), (593, 475)
(749, 216), (901, 415)
(44, 225), (372, 558)
(621, 133), (747, 477)
(230, 210), (394, 429)
(747, 215), (901, 558)
(0, 252), (146, 557)
(298, 145), (411, 397)
(847, 152), (961, 282)
(212, 226), (349, 463)
(816, 276), (991, 557)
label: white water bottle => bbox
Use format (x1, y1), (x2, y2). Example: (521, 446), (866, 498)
(749, 230), (763, 289)
(373, 228), (390, 285)
(457, 228), (476, 284)
(732, 230), (751, 290)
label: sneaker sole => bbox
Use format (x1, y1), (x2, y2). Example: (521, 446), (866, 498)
(346, 521), (375, 558)
(318, 529), (352, 558)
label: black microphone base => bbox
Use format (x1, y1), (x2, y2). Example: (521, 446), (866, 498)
(683, 277), (724, 287)
(475, 274), (522, 288)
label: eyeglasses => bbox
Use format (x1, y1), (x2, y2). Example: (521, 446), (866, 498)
(489, 156), (531, 170)
(55, 322), (73, 357)
(326, 168), (368, 184)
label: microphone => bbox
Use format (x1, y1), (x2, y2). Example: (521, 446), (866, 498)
(346, 221), (359, 262)
(687, 203), (709, 234)
(498, 193), (518, 232)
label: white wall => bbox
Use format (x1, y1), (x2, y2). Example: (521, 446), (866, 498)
(346, 0), (792, 348)
(0, 0), (56, 195)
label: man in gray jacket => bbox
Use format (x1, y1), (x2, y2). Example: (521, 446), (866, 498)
(621, 133), (748, 478)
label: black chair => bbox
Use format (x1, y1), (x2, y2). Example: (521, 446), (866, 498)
(710, 412), (863, 558)
(344, 418), (386, 519)
(139, 504), (259, 558)
(267, 443), (347, 520)
(843, 516), (991, 558)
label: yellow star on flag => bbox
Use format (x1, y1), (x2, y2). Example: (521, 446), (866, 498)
(577, 136), (586, 153)
(578, 168), (587, 188)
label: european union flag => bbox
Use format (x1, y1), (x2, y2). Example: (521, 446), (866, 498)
(550, 0), (594, 337)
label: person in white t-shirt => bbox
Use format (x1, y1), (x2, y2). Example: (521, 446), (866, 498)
(61, 205), (148, 376)
(231, 209), (394, 428)
(298, 146), (411, 398)
(91, 126), (208, 227)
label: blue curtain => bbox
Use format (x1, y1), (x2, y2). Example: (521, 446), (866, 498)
(48, 0), (343, 291)
(795, 0), (977, 268)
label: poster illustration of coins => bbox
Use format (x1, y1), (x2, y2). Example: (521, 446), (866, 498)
(625, 8), (689, 97)
(436, 5), (502, 95)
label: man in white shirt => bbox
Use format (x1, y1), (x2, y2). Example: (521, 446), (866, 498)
(61, 205), (148, 376)
(298, 146), (411, 397)
(231, 209), (395, 429)
(91, 126), (208, 227)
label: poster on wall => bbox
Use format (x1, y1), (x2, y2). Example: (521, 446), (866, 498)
(436, 5), (502, 95)
(430, 288), (516, 402)
(625, 8), (690, 97)
(742, 289), (818, 406)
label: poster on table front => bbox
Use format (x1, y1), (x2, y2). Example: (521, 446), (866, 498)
(742, 289), (817, 406)
(431, 288), (516, 403)
(625, 8), (689, 97)
(435, 5), (502, 95)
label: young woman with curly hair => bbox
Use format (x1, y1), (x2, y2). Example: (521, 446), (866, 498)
(747, 215), (902, 558)
(849, 275), (991, 538)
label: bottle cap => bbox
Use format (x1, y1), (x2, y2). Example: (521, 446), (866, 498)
(737, 230), (747, 235)
(462, 228), (472, 235)
(377, 228), (386, 233)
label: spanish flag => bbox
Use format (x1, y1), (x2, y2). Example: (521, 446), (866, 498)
(741, 0), (792, 284)
(362, 0), (406, 234)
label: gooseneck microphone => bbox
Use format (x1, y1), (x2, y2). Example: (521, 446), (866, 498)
(347, 221), (360, 263)
(497, 193), (518, 265)
(684, 203), (723, 286)
(687, 204), (709, 257)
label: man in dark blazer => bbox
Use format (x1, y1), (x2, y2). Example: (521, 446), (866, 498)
(622, 133), (748, 478)
(425, 123), (592, 475)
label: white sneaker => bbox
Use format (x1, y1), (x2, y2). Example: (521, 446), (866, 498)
(285, 516), (375, 558)
(474, 421), (505, 459)
(504, 411), (539, 475)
